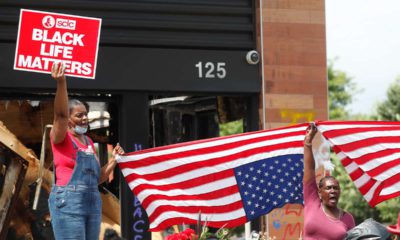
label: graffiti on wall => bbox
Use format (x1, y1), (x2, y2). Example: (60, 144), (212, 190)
(280, 109), (315, 124)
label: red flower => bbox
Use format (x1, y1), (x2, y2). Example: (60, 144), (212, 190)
(182, 228), (197, 239)
(165, 229), (197, 240)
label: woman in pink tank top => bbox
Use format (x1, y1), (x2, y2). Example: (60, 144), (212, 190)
(303, 123), (355, 240)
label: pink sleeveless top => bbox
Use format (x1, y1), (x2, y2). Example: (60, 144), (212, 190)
(303, 179), (355, 240)
(50, 131), (96, 186)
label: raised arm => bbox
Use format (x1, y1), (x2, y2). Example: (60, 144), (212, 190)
(50, 63), (69, 144)
(303, 122), (317, 184)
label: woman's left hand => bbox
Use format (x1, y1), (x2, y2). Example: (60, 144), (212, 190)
(112, 143), (125, 156)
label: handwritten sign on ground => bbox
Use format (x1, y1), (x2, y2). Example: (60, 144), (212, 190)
(14, 9), (102, 79)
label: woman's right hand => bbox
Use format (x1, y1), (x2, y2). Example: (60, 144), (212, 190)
(51, 62), (66, 81)
(304, 122), (317, 145)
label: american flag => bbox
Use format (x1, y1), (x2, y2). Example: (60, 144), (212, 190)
(118, 123), (308, 231)
(316, 121), (400, 207)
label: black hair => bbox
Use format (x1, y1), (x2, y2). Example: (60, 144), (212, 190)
(68, 99), (86, 115)
(318, 175), (338, 189)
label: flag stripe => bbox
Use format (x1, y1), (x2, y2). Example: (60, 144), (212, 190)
(148, 200), (244, 223)
(120, 124), (308, 162)
(151, 208), (247, 229)
(120, 136), (305, 176)
(136, 176), (238, 203)
(316, 121), (400, 207)
(127, 147), (304, 196)
(319, 126), (400, 139)
(119, 130), (305, 169)
(118, 123), (307, 230)
(131, 169), (233, 196)
(123, 141), (304, 185)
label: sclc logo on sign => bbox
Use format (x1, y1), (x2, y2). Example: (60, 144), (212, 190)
(14, 9), (102, 79)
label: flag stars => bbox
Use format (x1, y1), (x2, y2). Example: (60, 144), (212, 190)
(234, 155), (304, 221)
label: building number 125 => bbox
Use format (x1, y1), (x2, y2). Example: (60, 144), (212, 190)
(195, 61), (226, 79)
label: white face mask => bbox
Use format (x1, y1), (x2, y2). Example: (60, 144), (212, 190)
(74, 125), (88, 135)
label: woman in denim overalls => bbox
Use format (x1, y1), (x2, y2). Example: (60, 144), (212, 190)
(48, 63), (124, 239)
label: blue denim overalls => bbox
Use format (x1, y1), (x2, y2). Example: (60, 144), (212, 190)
(49, 135), (101, 240)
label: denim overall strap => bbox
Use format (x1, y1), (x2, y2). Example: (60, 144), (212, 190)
(67, 135), (100, 188)
(49, 134), (102, 240)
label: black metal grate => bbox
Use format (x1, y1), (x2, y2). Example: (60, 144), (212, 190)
(0, 0), (255, 49)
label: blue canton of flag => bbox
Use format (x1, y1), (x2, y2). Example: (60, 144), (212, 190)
(235, 154), (304, 220)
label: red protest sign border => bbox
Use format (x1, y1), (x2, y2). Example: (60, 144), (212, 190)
(14, 9), (102, 79)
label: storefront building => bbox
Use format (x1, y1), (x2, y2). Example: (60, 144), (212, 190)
(0, 1), (327, 239)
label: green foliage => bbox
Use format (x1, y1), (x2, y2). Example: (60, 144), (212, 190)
(375, 198), (400, 223)
(331, 155), (380, 224)
(376, 77), (400, 121)
(372, 76), (400, 223)
(348, 113), (373, 120)
(328, 60), (400, 224)
(328, 59), (358, 120)
(219, 119), (243, 136)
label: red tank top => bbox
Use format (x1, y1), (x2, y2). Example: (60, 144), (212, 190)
(50, 131), (96, 186)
